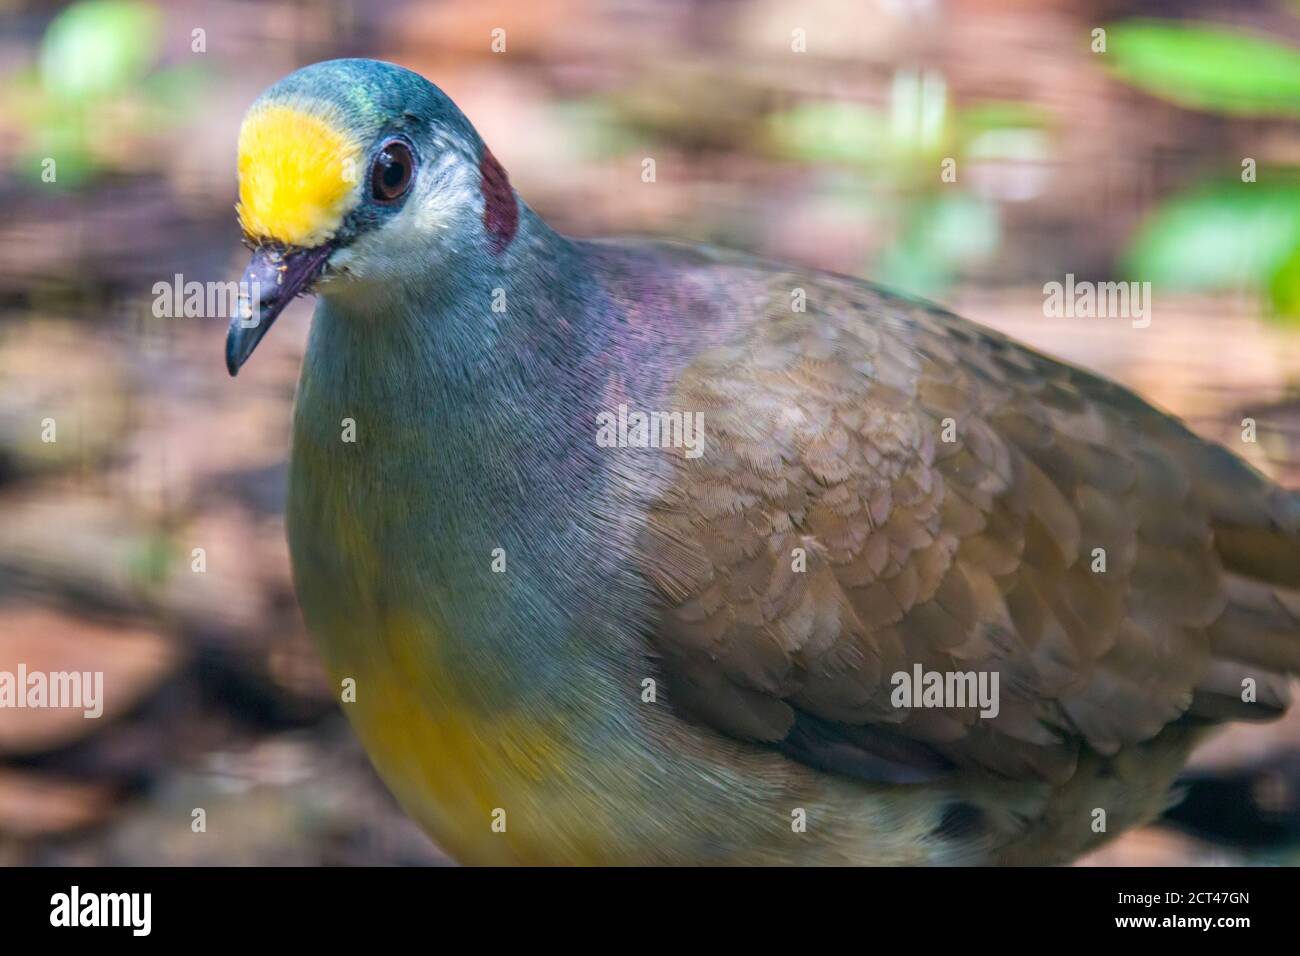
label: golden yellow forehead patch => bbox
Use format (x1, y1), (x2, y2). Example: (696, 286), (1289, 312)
(236, 103), (363, 248)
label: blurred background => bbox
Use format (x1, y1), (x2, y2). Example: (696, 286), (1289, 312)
(1, 0), (1299, 865)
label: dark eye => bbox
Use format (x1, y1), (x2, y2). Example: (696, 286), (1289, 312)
(370, 140), (414, 202)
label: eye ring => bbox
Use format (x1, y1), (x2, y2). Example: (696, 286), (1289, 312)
(370, 139), (414, 203)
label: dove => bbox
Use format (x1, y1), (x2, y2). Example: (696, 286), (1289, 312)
(227, 59), (1300, 864)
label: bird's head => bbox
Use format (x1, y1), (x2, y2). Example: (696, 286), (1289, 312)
(226, 58), (518, 374)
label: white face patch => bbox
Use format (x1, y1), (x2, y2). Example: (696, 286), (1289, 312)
(322, 148), (481, 298)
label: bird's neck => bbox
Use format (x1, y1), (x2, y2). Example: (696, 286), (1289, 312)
(305, 205), (601, 471)
(289, 206), (644, 700)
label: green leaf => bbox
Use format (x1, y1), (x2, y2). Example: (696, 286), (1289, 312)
(1104, 19), (1300, 116)
(767, 102), (886, 164)
(19, 117), (96, 188)
(1267, 247), (1300, 318)
(1124, 181), (1300, 290)
(955, 101), (1051, 137)
(877, 194), (1000, 296)
(128, 531), (176, 590)
(40, 0), (162, 101)
(887, 69), (948, 155)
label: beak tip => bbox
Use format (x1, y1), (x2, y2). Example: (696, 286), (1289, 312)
(225, 241), (332, 377)
(225, 335), (244, 377)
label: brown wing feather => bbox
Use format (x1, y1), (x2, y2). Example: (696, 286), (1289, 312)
(639, 272), (1300, 786)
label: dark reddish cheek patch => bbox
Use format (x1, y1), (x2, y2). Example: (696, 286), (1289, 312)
(479, 148), (518, 254)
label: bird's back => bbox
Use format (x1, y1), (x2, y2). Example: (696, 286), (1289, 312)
(601, 239), (1300, 858)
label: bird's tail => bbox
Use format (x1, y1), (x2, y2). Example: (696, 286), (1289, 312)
(1161, 750), (1300, 853)
(1187, 483), (1300, 721)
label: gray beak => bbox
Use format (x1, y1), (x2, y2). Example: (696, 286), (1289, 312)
(225, 243), (333, 376)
